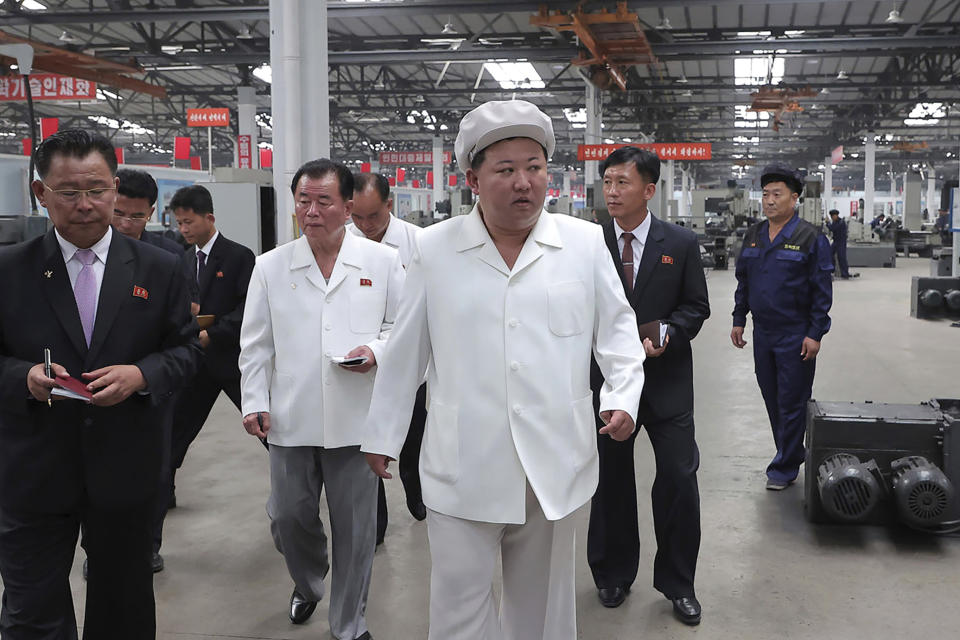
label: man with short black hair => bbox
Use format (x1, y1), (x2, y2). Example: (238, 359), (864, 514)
(731, 163), (833, 491)
(240, 158), (404, 640)
(826, 208), (856, 279)
(350, 172), (427, 534)
(112, 168), (184, 256)
(588, 146), (709, 625)
(169, 184), (256, 507)
(0, 128), (200, 638)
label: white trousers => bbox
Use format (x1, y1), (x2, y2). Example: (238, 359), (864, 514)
(425, 483), (577, 640)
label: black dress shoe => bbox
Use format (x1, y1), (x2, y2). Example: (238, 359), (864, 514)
(598, 586), (628, 608)
(355, 633), (372, 640)
(289, 588), (318, 624)
(152, 552), (164, 573)
(406, 497), (427, 521)
(671, 596), (701, 626)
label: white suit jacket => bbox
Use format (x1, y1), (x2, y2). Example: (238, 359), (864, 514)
(348, 214), (421, 267)
(239, 231), (405, 448)
(362, 206), (645, 523)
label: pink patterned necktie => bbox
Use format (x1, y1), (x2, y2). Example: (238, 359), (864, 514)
(74, 248), (98, 346)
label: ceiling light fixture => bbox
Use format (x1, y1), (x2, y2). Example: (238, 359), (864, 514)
(58, 30), (79, 43)
(836, 69), (849, 80)
(237, 27), (255, 40)
(441, 17), (457, 35)
(677, 73), (689, 84)
(885, 5), (904, 23)
(657, 17), (673, 30)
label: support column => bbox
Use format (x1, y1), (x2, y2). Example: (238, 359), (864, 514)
(926, 173), (937, 221)
(563, 171), (572, 198)
(584, 82), (602, 185)
(955, 138), (960, 277)
(237, 86), (258, 169)
(432, 135), (443, 219)
(823, 156), (832, 215)
(864, 136), (876, 226)
(269, 0), (329, 244)
(681, 166), (690, 220)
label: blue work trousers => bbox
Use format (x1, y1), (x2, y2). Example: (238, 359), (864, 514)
(832, 240), (850, 277)
(752, 328), (816, 483)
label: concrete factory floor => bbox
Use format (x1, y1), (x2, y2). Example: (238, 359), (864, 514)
(6, 256), (960, 639)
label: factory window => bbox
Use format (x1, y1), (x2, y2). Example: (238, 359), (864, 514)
(734, 57), (784, 86)
(484, 62), (545, 90)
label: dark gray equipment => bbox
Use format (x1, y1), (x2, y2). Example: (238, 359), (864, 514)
(815, 453), (884, 522)
(0, 215), (51, 246)
(847, 243), (896, 268)
(804, 399), (960, 532)
(910, 276), (960, 320)
(931, 248), (954, 277)
(891, 456), (954, 526)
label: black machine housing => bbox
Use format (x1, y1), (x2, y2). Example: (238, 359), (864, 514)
(910, 276), (960, 320)
(804, 399), (960, 530)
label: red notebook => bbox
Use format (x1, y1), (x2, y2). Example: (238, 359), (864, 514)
(52, 375), (94, 403)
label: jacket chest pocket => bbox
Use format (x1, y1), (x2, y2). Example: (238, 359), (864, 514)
(348, 288), (386, 333)
(739, 247), (761, 260)
(547, 280), (587, 337)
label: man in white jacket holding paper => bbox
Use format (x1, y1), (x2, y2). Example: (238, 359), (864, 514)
(239, 159), (404, 640)
(362, 100), (646, 640)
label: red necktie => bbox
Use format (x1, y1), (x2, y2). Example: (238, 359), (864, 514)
(621, 231), (635, 293)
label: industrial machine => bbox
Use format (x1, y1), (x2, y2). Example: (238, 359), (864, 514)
(910, 276), (960, 320)
(0, 214), (51, 246)
(804, 399), (960, 533)
(797, 176), (822, 227)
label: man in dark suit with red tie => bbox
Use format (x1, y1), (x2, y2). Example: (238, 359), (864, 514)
(167, 185), (256, 507)
(0, 129), (200, 638)
(588, 147), (710, 625)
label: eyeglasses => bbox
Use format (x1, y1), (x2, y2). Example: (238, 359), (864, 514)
(42, 183), (116, 202)
(113, 211), (149, 221)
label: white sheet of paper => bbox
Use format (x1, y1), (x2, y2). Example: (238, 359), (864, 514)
(51, 387), (92, 403)
(331, 356), (369, 366)
(660, 322), (668, 345)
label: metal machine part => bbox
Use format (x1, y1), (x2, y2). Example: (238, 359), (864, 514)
(0, 214), (51, 246)
(890, 456), (954, 526)
(816, 454), (883, 523)
(910, 276), (960, 320)
(804, 399), (960, 529)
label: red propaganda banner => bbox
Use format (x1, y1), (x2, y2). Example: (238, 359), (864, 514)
(0, 74), (97, 102)
(426, 171), (434, 187)
(396, 167), (406, 183)
(115, 148), (125, 165)
(379, 151), (452, 165)
(187, 108), (230, 127)
(40, 117), (59, 140)
(577, 143), (712, 162)
(21, 138), (31, 156)
(259, 148), (273, 169)
(190, 156), (202, 171)
(360, 162), (371, 173)
(448, 174), (458, 187)
(238, 134), (252, 169)
(387, 176), (396, 187)
(174, 136), (191, 160)
(412, 179), (421, 188)
(831, 145), (843, 165)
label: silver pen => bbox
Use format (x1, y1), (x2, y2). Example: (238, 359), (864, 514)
(44, 347), (52, 407)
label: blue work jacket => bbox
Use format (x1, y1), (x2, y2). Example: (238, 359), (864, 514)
(826, 218), (847, 243)
(733, 214), (833, 341)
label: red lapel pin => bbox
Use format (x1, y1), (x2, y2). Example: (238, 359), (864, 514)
(132, 286), (149, 299)
(360, 278), (372, 286)
(216, 271), (224, 278)
(661, 255), (674, 265)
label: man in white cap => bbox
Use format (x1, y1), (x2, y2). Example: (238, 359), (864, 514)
(362, 100), (646, 639)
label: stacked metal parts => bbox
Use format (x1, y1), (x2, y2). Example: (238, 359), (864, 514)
(804, 399), (960, 533)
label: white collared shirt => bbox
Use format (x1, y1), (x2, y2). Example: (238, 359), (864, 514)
(614, 213), (651, 282)
(56, 226), (112, 321)
(196, 230), (219, 278)
(349, 215), (420, 268)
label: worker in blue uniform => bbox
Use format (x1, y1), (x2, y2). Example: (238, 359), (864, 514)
(731, 164), (833, 490)
(826, 209), (857, 279)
